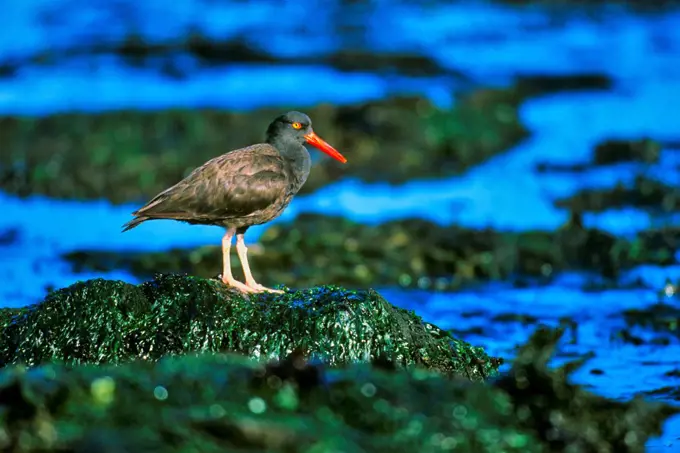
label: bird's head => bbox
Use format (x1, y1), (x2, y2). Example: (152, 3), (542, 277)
(266, 111), (347, 164)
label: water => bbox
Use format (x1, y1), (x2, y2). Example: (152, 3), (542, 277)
(1, 0), (679, 449)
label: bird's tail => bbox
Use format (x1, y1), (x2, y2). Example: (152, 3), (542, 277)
(121, 215), (149, 232)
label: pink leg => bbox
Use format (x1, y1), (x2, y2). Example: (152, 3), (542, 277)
(236, 233), (284, 294)
(220, 228), (258, 293)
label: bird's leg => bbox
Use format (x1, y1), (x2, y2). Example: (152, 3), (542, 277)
(236, 233), (284, 294)
(220, 228), (257, 293)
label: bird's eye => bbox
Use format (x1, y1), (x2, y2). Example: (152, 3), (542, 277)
(292, 122), (302, 130)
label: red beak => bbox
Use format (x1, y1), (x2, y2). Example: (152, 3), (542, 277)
(304, 131), (347, 164)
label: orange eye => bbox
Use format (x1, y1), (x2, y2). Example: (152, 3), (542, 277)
(292, 122), (302, 130)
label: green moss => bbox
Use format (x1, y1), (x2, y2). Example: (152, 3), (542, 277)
(0, 328), (673, 452)
(0, 274), (496, 379)
(65, 213), (677, 289)
(0, 82), (536, 203)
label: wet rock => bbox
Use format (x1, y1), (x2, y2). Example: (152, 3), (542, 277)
(64, 213), (677, 289)
(645, 386), (680, 402)
(593, 139), (661, 165)
(556, 175), (680, 212)
(0, 327), (673, 453)
(3, 32), (453, 79)
(0, 83), (534, 203)
(492, 313), (538, 325)
(498, 0), (680, 10)
(536, 138), (663, 172)
(622, 302), (680, 335)
(0, 274), (496, 380)
(515, 73), (612, 94)
(0, 228), (19, 246)
(494, 328), (676, 451)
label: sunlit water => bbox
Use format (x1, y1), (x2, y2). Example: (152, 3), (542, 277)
(1, 1), (679, 449)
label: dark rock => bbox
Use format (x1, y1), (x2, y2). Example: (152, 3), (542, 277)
(3, 32), (452, 78)
(0, 84), (533, 203)
(497, 0), (680, 10)
(516, 73), (612, 94)
(593, 139), (661, 165)
(0, 274), (496, 380)
(645, 386), (680, 402)
(622, 302), (680, 335)
(494, 327), (677, 452)
(555, 175), (680, 213)
(0, 228), (19, 246)
(64, 213), (678, 289)
(0, 328), (673, 452)
(536, 138), (663, 172)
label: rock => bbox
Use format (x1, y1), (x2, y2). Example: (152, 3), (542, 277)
(593, 139), (661, 165)
(64, 213), (678, 289)
(555, 175), (680, 213)
(1, 33), (452, 79)
(536, 137), (663, 172)
(515, 73), (612, 94)
(497, 0), (678, 10)
(0, 328), (673, 453)
(0, 84), (534, 204)
(622, 301), (680, 336)
(0, 274), (497, 380)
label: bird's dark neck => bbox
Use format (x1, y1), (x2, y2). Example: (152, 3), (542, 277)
(266, 136), (312, 190)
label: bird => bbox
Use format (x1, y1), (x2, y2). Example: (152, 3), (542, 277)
(122, 111), (347, 294)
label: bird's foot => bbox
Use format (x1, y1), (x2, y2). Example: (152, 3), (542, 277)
(246, 281), (285, 294)
(220, 275), (260, 294)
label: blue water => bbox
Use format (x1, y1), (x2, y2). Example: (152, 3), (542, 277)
(1, 0), (680, 449)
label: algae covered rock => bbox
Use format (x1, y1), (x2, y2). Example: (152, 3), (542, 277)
(65, 213), (678, 290)
(0, 274), (497, 380)
(493, 328), (677, 452)
(592, 138), (661, 165)
(0, 85), (531, 203)
(556, 175), (680, 213)
(0, 328), (673, 453)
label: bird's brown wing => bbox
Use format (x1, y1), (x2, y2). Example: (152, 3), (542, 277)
(124, 144), (288, 229)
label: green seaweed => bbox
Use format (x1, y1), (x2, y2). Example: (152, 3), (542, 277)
(556, 175), (680, 213)
(592, 139), (661, 165)
(4, 33), (452, 78)
(0, 274), (496, 380)
(537, 137), (663, 172)
(0, 78), (591, 204)
(0, 328), (673, 453)
(65, 213), (678, 289)
(622, 302), (680, 335)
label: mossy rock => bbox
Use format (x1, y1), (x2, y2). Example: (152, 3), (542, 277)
(0, 81), (543, 203)
(556, 175), (680, 213)
(497, 0), (678, 10)
(592, 138), (661, 165)
(10, 33), (452, 77)
(65, 214), (678, 289)
(622, 303), (680, 335)
(0, 328), (674, 452)
(0, 274), (497, 380)
(536, 137), (663, 173)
